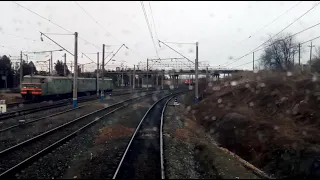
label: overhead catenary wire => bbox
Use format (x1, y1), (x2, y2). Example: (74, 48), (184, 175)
(214, 1), (302, 63)
(12, 1), (100, 50)
(74, 1), (120, 43)
(161, 42), (196, 45)
(239, 1), (303, 45)
(140, 1), (160, 59)
(2, 32), (36, 42)
(0, 45), (19, 50)
(148, 2), (159, 41)
(224, 2), (320, 67)
(74, 1), (146, 62)
(232, 58), (262, 68)
(245, 21), (320, 53)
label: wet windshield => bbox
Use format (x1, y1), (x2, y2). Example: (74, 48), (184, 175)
(0, 1), (320, 179)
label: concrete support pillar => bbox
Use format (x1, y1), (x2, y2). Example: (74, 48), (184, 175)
(142, 75), (144, 88)
(156, 73), (159, 87)
(176, 75), (178, 88)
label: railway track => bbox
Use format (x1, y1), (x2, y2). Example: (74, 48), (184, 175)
(5, 88), (140, 109)
(6, 100), (33, 109)
(0, 89), (162, 147)
(0, 88), (156, 121)
(112, 91), (184, 179)
(0, 90), (168, 178)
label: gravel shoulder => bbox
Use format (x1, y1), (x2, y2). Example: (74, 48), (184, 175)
(16, 91), (172, 179)
(163, 92), (261, 179)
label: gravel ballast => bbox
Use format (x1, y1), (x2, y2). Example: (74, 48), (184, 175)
(15, 91), (173, 179)
(0, 92), (143, 151)
(163, 92), (261, 179)
(0, 89), (149, 129)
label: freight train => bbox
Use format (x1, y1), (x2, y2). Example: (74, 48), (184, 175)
(20, 75), (113, 100)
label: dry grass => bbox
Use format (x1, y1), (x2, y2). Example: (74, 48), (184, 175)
(94, 124), (134, 144)
(191, 70), (320, 178)
(0, 93), (23, 104)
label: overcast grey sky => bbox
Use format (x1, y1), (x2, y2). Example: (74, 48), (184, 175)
(0, 1), (320, 72)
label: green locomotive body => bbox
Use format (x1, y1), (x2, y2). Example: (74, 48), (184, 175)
(20, 75), (113, 100)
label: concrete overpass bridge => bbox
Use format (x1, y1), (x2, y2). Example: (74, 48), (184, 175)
(104, 68), (242, 76)
(102, 67), (242, 88)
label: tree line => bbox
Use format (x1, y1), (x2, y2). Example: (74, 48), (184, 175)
(0, 56), (160, 89)
(258, 33), (320, 72)
(0, 56), (72, 89)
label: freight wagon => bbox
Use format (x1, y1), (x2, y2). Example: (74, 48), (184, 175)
(20, 75), (113, 100)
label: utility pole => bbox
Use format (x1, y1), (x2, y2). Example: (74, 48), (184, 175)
(292, 51), (295, 67)
(48, 57), (51, 75)
(20, 51), (23, 89)
(101, 44), (105, 101)
(64, 53), (67, 76)
(133, 65), (135, 90)
(73, 32), (78, 108)
(25, 54), (28, 64)
(161, 70), (164, 90)
(195, 42), (199, 104)
(146, 58), (149, 90)
(206, 66), (208, 85)
(70, 60), (73, 72)
(121, 67), (124, 87)
(309, 42), (315, 70)
(253, 52), (255, 71)
(156, 72), (159, 87)
(50, 51), (53, 75)
(97, 52), (99, 97)
(298, 43), (301, 68)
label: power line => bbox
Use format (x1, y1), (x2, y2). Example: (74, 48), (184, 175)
(140, 1), (160, 59)
(148, 2), (159, 40)
(1, 32), (56, 47)
(74, 1), (145, 60)
(162, 42), (196, 45)
(248, 21), (320, 53)
(213, 1), (302, 62)
(231, 35), (320, 69)
(12, 1), (100, 49)
(74, 1), (119, 42)
(232, 58), (261, 69)
(224, 2), (320, 67)
(0, 45), (19, 50)
(301, 35), (320, 45)
(241, 1), (303, 44)
(2, 32), (37, 42)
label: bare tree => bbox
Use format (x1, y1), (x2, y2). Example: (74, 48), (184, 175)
(260, 34), (299, 71)
(314, 46), (320, 59)
(311, 46), (320, 73)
